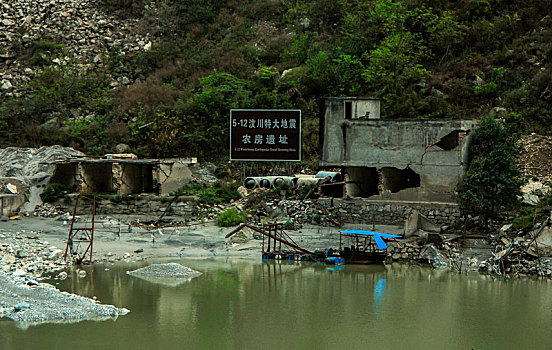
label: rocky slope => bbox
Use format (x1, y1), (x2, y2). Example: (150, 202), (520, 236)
(0, 0), (153, 96)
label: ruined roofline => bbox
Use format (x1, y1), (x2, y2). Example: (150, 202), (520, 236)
(322, 96), (380, 101)
(42, 157), (197, 166)
(318, 162), (465, 167)
(339, 118), (479, 123)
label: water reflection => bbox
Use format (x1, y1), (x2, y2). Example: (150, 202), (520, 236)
(374, 278), (386, 305)
(1, 259), (552, 349)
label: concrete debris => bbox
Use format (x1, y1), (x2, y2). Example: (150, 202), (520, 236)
(521, 180), (551, 206)
(527, 227), (552, 257)
(419, 244), (449, 267)
(404, 210), (441, 238)
(6, 183), (17, 194)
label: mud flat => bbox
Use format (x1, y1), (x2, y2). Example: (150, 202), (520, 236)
(0, 272), (128, 327)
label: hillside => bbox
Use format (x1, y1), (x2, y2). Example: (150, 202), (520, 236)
(1, 0), (552, 161)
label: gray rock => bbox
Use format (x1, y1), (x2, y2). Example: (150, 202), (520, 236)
(14, 302), (30, 311)
(1, 81), (13, 90)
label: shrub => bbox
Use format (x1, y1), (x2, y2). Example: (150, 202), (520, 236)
(178, 181), (241, 205)
(456, 116), (524, 226)
(284, 220), (294, 229)
(216, 208), (246, 227)
(24, 40), (65, 67)
(41, 184), (72, 203)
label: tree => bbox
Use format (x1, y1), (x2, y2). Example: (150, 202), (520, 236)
(456, 116), (524, 226)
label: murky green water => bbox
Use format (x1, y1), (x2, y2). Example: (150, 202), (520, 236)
(1, 259), (552, 349)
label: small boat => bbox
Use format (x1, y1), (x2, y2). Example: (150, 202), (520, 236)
(326, 230), (401, 265)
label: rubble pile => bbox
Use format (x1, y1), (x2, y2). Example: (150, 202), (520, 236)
(519, 134), (552, 183)
(0, 229), (66, 277)
(32, 203), (67, 218)
(0, 0), (153, 97)
(480, 234), (552, 277)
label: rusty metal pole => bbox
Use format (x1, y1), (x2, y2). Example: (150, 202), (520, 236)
(278, 224), (282, 252)
(64, 195), (96, 264)
(89, 195), (96, 263)
(266, 228), (270, 253)
(64, 196), (80, 261)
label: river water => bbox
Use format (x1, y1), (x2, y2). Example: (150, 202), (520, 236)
(1, 258), (552, 349)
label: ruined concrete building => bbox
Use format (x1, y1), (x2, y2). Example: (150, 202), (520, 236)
(49, 156), (197, 195)
(319, 97), (477, 203)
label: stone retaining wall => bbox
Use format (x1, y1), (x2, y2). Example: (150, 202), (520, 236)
(318, 198), (461, 225)
(386, 241), (423, 261)
(63, 195), (200, 217)
(56, 195), (460, 226)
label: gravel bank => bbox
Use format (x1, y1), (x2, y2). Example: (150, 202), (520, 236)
(127, 263), (202, 278)
(0, 272), (129, 327)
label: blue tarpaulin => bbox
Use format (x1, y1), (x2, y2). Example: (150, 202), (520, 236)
(340, 230), (402, 250)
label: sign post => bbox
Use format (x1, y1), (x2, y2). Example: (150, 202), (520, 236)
(230, 109), (301, 161)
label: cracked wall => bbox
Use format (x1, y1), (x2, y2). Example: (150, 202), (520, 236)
(154, 160), (194, 195)
(320, 97), (477, 202)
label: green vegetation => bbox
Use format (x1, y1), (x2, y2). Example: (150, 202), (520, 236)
(456, 116), (524, 226)
(41, 183), (72, 203)
(177, 181), (241, 205)
(2, 1), (552, 159)
(284, 220), (294, 230)
(216, 208), (246, 227)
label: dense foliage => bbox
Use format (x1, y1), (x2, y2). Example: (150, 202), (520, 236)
(2, 0), (552, 160)
(456, 116), (524, 225)
(216, 208), (247, 227)
(177, 181), (242, 205)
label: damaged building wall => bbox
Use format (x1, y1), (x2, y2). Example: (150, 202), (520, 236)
(155, 160), (195, 195)
(49, 163), (78, 189)
(0, 195), (26, 216)
(81, 163), (114, 193)
(120, 164), (154, 195)
(48, 158), (196, 196)
(344, 167), (379, 197)
(320, 97), (477, 202)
